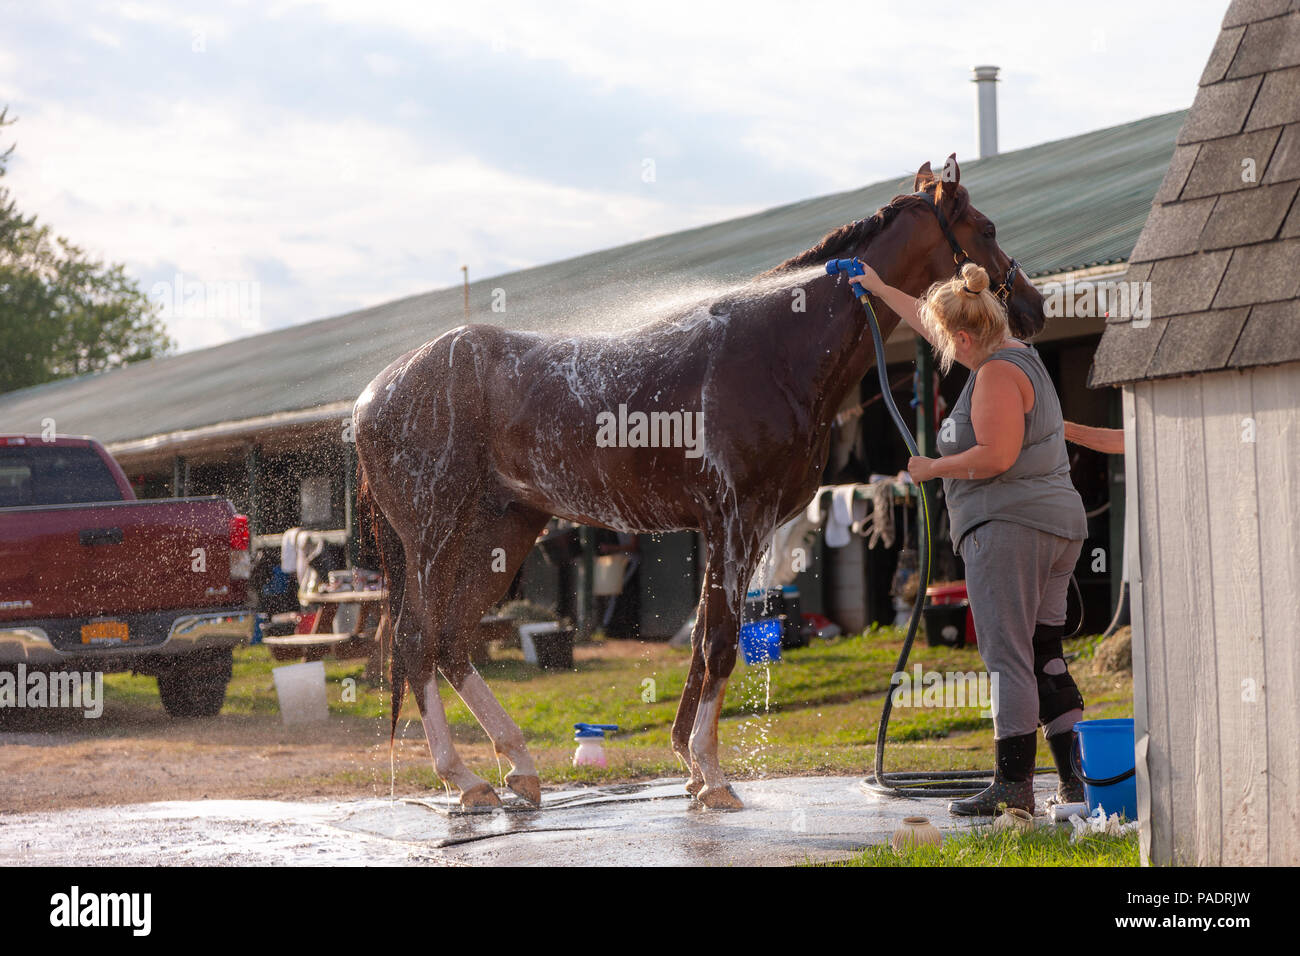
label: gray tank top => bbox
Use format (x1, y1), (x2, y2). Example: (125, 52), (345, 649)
(936, 343), (1087, 550)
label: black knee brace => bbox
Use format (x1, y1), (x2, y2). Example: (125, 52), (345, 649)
(1034, 622), (1084, 724)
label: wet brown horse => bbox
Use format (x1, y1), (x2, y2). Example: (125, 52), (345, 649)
(354, 157), (1046, 809)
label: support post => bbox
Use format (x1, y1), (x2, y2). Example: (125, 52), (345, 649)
(915, 338), (936, 457)
(914, 338), (940, 585)
(344, 439), (359, 567)
(1107, 388), (1126, 607)
(172, 455), (188, 498)
(577, 526), (595, 637)
(245, 444), (262, 538)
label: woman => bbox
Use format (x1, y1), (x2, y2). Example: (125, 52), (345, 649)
(851, 261), (1088, 816)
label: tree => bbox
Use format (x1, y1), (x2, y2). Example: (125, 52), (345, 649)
(0, 107), (174, 394)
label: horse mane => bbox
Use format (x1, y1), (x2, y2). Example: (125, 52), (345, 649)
(764, 183), (970, 275)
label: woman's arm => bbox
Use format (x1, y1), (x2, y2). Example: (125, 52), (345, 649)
(907, 361), (1026, 481)
(1064, 421), (1125, 455)
(848, 264), (937, 347)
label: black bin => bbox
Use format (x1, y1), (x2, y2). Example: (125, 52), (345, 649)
(923, 602), (969, 648)
(743, 587), (809, 649)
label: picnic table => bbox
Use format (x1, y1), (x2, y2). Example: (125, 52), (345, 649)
(263, 587), (505, 673)
(262, 586), (388, 673)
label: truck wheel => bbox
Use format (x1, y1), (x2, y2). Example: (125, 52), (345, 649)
(157, 648), (233, 718)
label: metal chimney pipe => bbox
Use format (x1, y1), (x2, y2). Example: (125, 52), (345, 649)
(972, 65), (1000, 159)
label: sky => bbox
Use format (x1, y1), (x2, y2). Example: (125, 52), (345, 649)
(1, 0), (1229, 353)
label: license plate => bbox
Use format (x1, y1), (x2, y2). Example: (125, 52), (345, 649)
(81, 620), (129, 644)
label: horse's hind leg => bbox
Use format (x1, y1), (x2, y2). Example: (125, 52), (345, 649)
(412, 668), (502, 809)
(397, 562), (502, 809)
(446, 666), (541, 805)
(671, 584), (709, 795)
(424, 502), (550, 806)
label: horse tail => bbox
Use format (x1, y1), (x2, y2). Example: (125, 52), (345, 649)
(357, 465), (407, 750)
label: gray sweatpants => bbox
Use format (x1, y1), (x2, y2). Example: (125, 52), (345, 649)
(959, 520), (1084, 739)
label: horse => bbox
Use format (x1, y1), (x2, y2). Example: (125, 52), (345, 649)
(354, 155), (1047, 810)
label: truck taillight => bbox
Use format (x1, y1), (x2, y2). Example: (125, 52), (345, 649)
(230, 515), (250, 551)
(229, 515), (251, 580)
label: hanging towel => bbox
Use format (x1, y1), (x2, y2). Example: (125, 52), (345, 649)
(280, 527), (301, 574)
(824, 486), (852, 547)
(805, 486), (832, 524)
(750, 512), (822, 590)
(297, 532), (326, 587)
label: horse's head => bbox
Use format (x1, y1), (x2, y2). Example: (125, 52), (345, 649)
(903, 155), (1046, 339)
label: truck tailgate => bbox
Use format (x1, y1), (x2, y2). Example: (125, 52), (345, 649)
(0, 497), (243, 622)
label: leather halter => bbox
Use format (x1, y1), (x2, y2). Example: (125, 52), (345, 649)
(913, 189), (1020, 305)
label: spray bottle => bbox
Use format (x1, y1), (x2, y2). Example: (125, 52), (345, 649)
(573, 723), (619, 768)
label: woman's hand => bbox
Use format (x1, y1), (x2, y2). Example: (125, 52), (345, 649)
(848, 261), (885, 296)
(847, 265), (935, 347)
(907, 456), (940, 482)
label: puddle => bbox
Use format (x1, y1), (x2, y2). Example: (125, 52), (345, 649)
(0, 776), (1064, 866)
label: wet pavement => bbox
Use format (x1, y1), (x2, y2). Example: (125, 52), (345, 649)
(0, 775), (1064, 866)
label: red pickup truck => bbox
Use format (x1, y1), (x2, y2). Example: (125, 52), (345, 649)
(0, 435), (253, 716)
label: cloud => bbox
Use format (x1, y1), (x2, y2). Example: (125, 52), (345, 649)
(6, 96), (756, 351)
(1, 0), (1228, 355)
(362, 52), (401, 77)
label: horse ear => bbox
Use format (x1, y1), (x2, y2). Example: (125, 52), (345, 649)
(912, 161), (935, 192)
(939, 153), (960, 187)
(935, 153), (961, 204)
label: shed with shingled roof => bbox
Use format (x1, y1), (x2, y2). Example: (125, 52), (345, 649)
(1089, 0), (1300, 867)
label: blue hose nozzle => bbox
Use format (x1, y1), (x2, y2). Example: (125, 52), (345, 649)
(824, 257), (866, 278)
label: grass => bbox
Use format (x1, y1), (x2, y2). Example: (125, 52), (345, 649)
(830, 824), (1139, 867)
(101, 624), (1133, 792)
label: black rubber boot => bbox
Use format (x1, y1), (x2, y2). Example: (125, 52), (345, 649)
(948, 731), (1037, 817)
(1046, 730), (1086, 805)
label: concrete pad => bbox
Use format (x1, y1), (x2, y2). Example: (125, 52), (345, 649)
(0, 775), (1065, 867)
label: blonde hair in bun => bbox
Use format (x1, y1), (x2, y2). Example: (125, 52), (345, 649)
(922, 261), (1010, 373)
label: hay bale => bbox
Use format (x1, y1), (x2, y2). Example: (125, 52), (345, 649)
(1091, 626), (1132, 675)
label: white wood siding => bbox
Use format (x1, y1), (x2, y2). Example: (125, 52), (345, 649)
(1130, 361), (1300, 865)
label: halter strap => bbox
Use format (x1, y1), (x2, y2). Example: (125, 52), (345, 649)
(913, 190), (1020, 305)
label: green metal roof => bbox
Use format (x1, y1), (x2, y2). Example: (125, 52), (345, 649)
(0, 110), (1184, 447)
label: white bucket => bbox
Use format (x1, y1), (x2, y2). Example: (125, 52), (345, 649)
(518, 622), (561, 666)
(272, 661), (329, 725)
(593, 554), (630, 596)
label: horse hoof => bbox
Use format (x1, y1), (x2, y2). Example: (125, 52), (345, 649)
(459, 783), (503, 809)
(506, 773), (542, 806)
(697, 783), (744, 810)
(685, 765), (705, 796)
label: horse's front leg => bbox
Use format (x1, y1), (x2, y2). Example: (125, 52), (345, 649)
(689, 562), (749, 810)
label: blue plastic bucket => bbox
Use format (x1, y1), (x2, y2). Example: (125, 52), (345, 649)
(1073, 718), (1137, 820)
(739, 617), (782, 665)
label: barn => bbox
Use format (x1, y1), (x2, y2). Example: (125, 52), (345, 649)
(1089, 0), (1300, 866)
(1, 108), (1184, 639)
